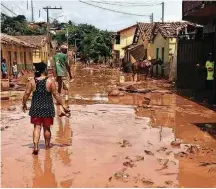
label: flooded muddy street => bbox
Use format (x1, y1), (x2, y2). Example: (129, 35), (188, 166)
(1, 64), (216, 188)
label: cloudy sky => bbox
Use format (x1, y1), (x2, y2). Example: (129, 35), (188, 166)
(1, 0), (182, 31)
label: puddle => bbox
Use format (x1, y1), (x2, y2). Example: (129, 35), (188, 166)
(193, 123), (216, 139)
(1, 104), (180, 188)
(1, 64), (216, 187)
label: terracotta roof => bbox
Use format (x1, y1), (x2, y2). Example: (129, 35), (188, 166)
(117, 24), (137, 33)
(1, 33), (36, 48)
(137, 21), (196, 41)
(137, 22), (156, 41)
(156, 21), (196, 38)
(15, 35), (47, 47)
(128, 44), (146, 61)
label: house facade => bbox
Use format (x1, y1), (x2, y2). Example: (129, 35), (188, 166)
(1, 33), (35, 76)
(135, 22), (197, 79)
(16, 35), (49, 63)
(113, 24), (137, 61)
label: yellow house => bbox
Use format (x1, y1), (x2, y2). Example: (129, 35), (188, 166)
(137, 22), (196, 78)
(16, 35), (49, 63)
(113, 24), (137, 60)
(1, 33), (36, 75)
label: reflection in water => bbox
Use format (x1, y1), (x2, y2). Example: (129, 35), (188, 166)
(56, 106), (72, 166)
(69, 64), (119, 100)
(32, 107), (73, 188)
(32, 151), (57, 188)
(92, 93), (108, 102)
(2, 64), (216, 188)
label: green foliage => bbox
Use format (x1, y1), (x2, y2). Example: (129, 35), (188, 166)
(1, 13), (113, 63)
(1, 13), (46, 35)
(53, 21), (112, 63)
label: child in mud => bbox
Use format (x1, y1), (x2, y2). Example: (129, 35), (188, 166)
(22, 62), (70, 155)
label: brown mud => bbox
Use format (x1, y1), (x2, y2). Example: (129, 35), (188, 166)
(1, 64), (216, 187)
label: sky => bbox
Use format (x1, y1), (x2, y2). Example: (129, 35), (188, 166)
(1, 0), (182, 31)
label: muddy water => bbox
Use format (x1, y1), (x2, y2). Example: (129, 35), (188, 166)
(1, 64), (216, 187)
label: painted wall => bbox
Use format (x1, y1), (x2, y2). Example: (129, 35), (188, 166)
(150, 33), (178, 77)
(135, 29), (178, 78)
(33, 44), (48, 63)
(113, 26), (137, 59)
(1, 44), (34, 76)
(168, 38), (177, 55)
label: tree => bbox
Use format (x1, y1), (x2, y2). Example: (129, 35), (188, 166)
(1, 13), (46, 35)
(53, 22), (112, 64)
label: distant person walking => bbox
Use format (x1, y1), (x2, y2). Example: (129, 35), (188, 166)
(53, 45), (73, 107)
(22, 62), (70, 155)
(1, 59), (7, 79)
(12, 61), (18, 79)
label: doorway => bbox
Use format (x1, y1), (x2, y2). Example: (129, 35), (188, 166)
(8, 51), (12, 76)
(24, 52), (27, 69)
(161, 47), (165, 77)
(156, 48), (159, 76)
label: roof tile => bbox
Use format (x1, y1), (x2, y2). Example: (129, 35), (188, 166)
(138, 21), (196, 40)
(15, 35), (47, 47)
(1, 33), (36, 48)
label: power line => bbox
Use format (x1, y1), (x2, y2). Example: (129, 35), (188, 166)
(1, 3), (17, 16)
(89, 0), (161, 7)
(79, 0), (150, 17)
(91, 0), (156, 4)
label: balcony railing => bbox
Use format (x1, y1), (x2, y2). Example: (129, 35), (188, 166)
(183, 1), (214, 16)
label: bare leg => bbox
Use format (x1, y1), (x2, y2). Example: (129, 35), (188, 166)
(33, 125), (41, 154)
(43, 126), (51, 149)
(57, 77), (62, 94)
(65, 89), (69, 107)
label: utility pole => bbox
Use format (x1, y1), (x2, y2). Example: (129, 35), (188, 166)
(162, 2), (164, 22)
(27, 0), (28, 9)
(39, 9), (40, 18)
(31, 0), (34, 22)
(150, 13), (154, 23)
(43, 6), (62, 66)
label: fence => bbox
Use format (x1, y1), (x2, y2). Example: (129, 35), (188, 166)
(177, 33), (215, 98)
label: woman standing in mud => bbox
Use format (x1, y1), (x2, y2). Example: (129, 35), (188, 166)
(22, 62), (70, 155)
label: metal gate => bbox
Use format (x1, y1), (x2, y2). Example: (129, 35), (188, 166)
(177, 33), (214, 92)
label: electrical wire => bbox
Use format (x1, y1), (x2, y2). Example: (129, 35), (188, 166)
(79, 0), (150, 17)
(89, 0), (161, 7)
(1, 3), (17, 16)
(91, 0), (160, 5)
